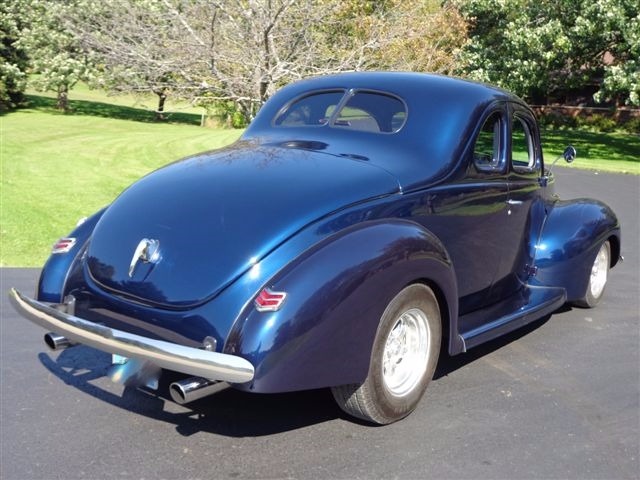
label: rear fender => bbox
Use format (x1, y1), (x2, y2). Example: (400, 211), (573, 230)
(37, 208), (107, 302)
(534, 199), (620, 301)
(225, 220), (458, 393)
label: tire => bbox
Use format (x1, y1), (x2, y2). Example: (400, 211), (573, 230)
(331, 284), (441, 425)
(573, 240), (610, 308)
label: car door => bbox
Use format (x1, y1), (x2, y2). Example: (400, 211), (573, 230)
(490, 104), (547, 301)
(418, 107), (510, 315)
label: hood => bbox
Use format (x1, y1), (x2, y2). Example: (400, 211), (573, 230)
(86, 142), (399, 307)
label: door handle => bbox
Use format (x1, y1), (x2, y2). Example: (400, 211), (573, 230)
(506, 199), (523, 205)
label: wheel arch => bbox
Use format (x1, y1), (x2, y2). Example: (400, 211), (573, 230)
(409, 277), (453, 359)
(534, 199), (620, 301)
(607, 233), (621, 269)
(225, 219), (459, 393)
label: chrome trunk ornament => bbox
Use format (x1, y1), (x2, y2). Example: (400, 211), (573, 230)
(128, 238), (161, 278)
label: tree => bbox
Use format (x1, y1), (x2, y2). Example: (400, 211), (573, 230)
(69, 0), (181, 119)
(0, 1), (29, 111)
(161, 0), (384, 120)
(17, 0), (95, 111)
(594, 1), (640, 105)
(67, 0), (377, 122)
(69, 0), (468, 123)
(337, 0), (468, 74)
(455, 0), (640, 106)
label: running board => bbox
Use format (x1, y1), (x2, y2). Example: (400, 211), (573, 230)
(459, 285), (566, 351)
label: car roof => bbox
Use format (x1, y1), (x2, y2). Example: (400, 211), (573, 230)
(244, 72), (523, 190)
(272, 71), (511, 99)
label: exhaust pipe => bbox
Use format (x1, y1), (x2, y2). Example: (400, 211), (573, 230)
(169, 377), (228, 404)
(44, 332), (74, 350)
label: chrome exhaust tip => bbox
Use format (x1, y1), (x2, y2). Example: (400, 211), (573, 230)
(44, 332), (74, 351)
(169, 377), (228, 404)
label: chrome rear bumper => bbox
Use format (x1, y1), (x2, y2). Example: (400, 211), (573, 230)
(9, 288), (254, 384)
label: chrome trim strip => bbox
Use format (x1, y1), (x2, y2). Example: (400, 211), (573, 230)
(9, 288), (254, 384)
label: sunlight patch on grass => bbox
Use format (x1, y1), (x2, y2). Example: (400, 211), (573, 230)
(1, 107), (240, 266)
(541, 129), (640, 174)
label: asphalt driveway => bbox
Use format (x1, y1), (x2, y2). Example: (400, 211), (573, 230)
(1, 167), (638, 479)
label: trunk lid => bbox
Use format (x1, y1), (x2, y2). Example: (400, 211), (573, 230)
(86, 142), (399, 307)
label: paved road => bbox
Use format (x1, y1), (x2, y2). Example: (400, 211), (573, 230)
(1, 168), (638, 480)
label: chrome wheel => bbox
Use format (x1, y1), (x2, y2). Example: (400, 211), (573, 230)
(382, 308), (431, 397)
(573, 240), (611, 308)
(331, 284), (441, 424)
(589, 242), (609, 299)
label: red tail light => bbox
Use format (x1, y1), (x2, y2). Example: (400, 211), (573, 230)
(255, 288), (287, 312)
(52, 237), (77, 254)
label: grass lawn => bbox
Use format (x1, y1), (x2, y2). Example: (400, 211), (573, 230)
(1, 90), (638, 266)
(541, 128), (639, 174)
(26, 81), (206, 117)
(1, 95), (241, 266)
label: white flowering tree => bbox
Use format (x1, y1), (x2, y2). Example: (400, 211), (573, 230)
(455, 0), (639, 106)
(596, 9), (639, 105)
(0, 0), (29, 110)
(16, 0), (95, 111)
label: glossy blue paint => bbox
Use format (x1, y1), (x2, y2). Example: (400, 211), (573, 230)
(533, 198), (620, 301)
(24, 72), (621, 396)
(37, 209), (105, 302)
(225, 220), (457, 392)
(245, 73), (512, 190)
(459, 284), (566, 350)
(85, 142), (399, 307)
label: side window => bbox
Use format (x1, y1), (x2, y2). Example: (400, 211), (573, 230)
(473, 112), (503, 172)
(511, 115), (538, 173)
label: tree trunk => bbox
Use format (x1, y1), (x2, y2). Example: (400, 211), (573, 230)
(155, 90), (167, 120)
(57, 85), (69, 112)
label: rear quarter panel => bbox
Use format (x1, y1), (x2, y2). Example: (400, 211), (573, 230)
(225, 220), (458, 393)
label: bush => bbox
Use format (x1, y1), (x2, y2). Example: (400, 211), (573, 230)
(576, 115), (618, 132)
(621, 117), (640, 134)
(537, 113), (578, 130)
(537, 111), (637, 133)
(198, 99), (248, 129)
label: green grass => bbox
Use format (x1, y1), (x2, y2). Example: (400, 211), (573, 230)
(1, 90), (638, 266)
(1, 96), (241, 266)
(26, 81), (205, 116)
(541, 128), (639, 174)
(25, 94), (203, 126)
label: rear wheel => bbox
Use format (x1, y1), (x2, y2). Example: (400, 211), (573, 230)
(573, 240), (610, 308)
(331, 284), (441, 424)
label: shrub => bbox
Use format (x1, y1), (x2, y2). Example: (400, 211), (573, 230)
(537, 113), (578, 130)
(621, 117), (640, 134)
(576, 115), (618, 132)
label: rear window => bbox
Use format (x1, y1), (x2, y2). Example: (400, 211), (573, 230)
(274, 90), (407, 133)
(274, 90), (344, 127)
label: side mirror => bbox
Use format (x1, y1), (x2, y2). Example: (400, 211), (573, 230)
(563, 145), (577, 163)
(540, 145), (578, 187)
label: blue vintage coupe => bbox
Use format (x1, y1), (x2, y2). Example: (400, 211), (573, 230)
(10, 72), (621, 424)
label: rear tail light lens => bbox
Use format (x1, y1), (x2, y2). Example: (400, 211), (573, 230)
(255, 288), (287, 312)
(52, 237), (77, 254)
